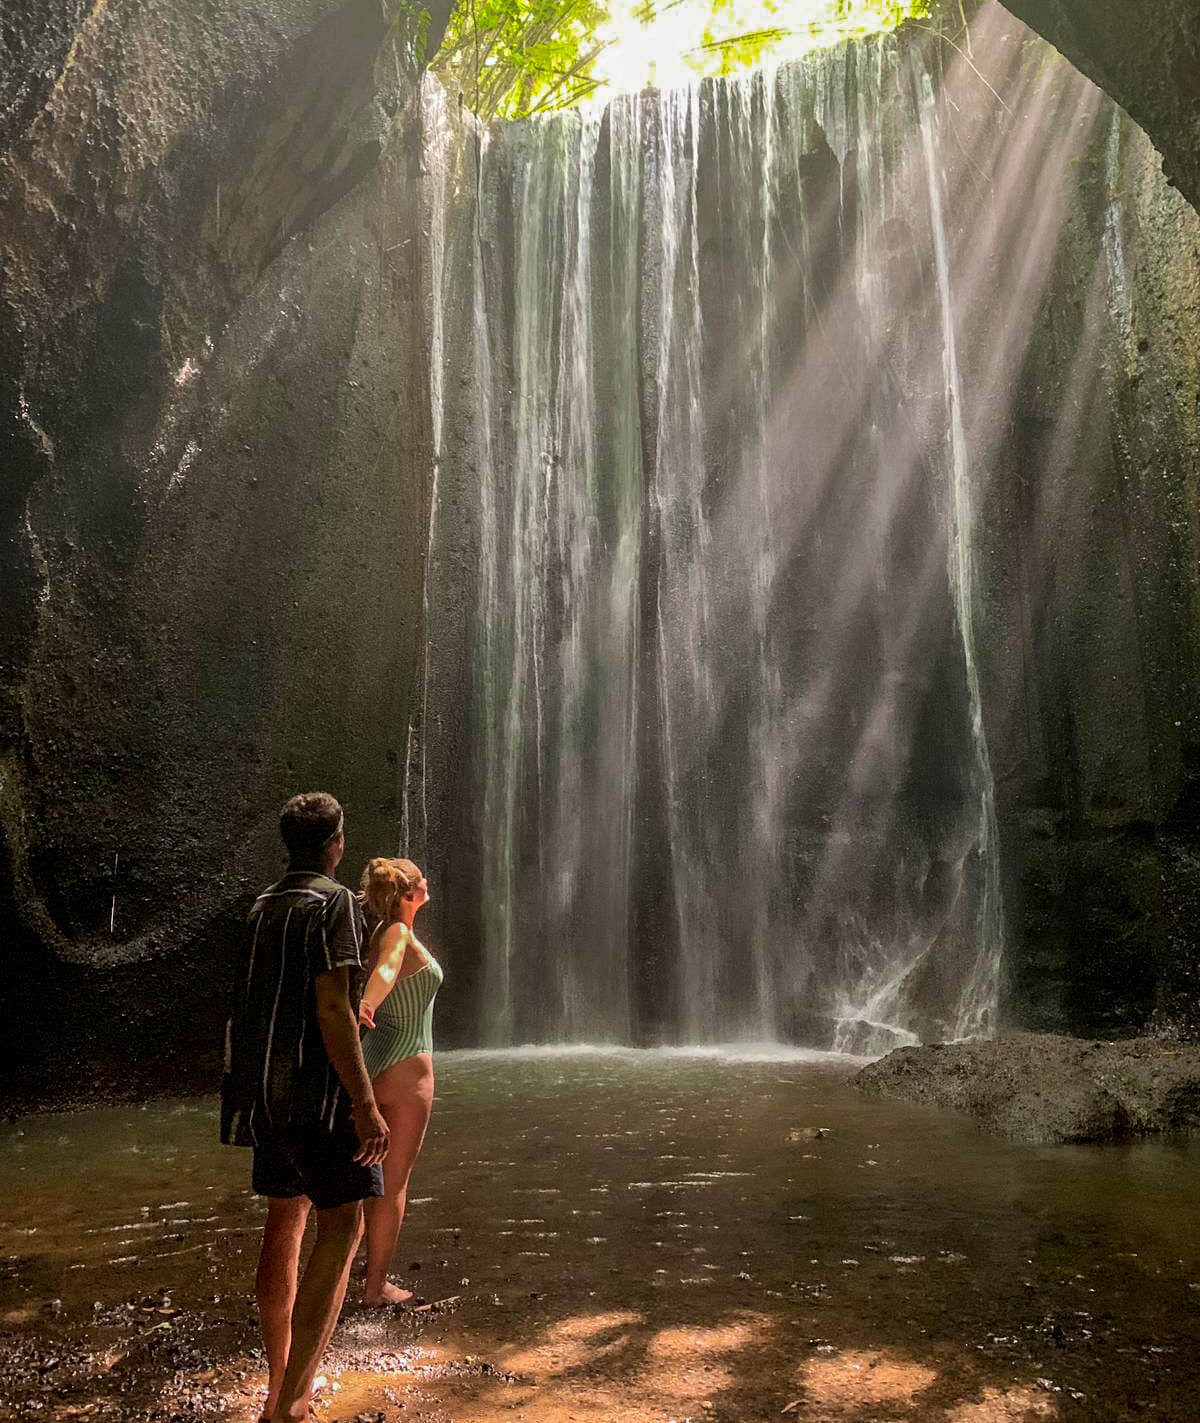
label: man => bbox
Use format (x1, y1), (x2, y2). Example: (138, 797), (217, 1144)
(222, 792), (390, 1423)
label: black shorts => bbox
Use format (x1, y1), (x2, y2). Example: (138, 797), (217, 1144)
(251, 1120), (383, 1210)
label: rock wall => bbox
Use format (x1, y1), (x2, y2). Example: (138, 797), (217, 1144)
(961, 32), (1200, 1036)
(0, 0), (436, 1103)
(995, 0), (1200, 218)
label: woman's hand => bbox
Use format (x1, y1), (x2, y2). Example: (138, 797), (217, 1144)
(358, 1000), (376, 1030)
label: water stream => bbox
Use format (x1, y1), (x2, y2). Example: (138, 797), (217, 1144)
(420, 37), (1009, 1050)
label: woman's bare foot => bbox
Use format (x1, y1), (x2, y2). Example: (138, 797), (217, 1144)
(363, 1279), (413, 1306)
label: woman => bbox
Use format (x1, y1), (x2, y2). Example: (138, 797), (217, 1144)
(357, 857), (443, 1305)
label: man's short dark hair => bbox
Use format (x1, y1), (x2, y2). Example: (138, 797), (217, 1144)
(280, 792), (343, 860)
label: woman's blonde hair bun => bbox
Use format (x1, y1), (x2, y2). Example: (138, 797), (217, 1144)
(361, 857), (422, 920)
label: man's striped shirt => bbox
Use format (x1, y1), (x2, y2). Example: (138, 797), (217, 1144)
(220, 871), (365, 1147)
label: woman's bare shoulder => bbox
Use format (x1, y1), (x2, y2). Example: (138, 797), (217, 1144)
(375, 921), (411, 952)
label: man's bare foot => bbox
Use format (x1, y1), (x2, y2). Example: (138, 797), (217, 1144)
(363, 1279), (413, 1306)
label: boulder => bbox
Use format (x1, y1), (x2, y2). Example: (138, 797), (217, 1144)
(853, 1034), (1200, 1143)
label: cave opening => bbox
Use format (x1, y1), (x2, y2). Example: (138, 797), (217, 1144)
(4, 2), (1200, 1419)
(411, 0), (929, 121)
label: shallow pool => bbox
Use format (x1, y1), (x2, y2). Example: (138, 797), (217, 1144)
(3, 1050), (1199, 1420)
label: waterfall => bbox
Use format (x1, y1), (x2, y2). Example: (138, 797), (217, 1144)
(913, 63), (1003, 1041)
(421, 35), (1007, 1049)
(648, 82), (717, 1039)
(402, 77), (456, 863)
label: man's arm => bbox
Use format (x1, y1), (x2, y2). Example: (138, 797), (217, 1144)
(315, 967), (389, 1166)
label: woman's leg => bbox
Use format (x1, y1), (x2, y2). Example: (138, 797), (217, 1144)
(362, 1071), (432, 1304)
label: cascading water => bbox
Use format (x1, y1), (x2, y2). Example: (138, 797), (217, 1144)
(403, 77), (455, 864)
(420, 32), (1012, 1051)
(913, 65), (1004, 1043)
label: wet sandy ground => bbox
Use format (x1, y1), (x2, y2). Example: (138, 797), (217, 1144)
(3, 1049), (1200, 1422)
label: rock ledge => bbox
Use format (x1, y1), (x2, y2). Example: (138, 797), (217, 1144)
(852, 1034), (1200, 1144)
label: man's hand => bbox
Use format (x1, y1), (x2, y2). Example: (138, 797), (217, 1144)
(352, 1097), (389, 1166)
(315, 967), (386, 1161)
(358, 1000), (376, 1030)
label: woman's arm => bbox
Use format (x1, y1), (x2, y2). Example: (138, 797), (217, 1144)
(359, 923), (413, 1025)
(357, 923), (385, 1029)
(363, 921), (386, 982)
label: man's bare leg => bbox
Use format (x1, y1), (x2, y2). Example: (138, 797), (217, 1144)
(256, 1197), (312, 1421)
(270, 1199), (364, 1423)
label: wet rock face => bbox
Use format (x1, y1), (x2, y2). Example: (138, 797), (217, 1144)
(854, 1034), (1200, 1143)
(995, 0), (1200, 217)
(968, 90), (1200, 1038)
(0, 1), (433, 1097)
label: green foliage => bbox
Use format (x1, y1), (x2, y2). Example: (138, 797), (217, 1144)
(435, 0), (613, 119)
(384, 0), (436, 76)
(695, 0), (927, 75)
(398, 0), (927, 123)
(696, 21), (789, 78)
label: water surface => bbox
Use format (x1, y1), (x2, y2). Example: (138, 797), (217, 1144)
(3, 1051), (1199, 1420)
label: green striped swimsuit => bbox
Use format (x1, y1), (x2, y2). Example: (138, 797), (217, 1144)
(361, 945), (443, 1076)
